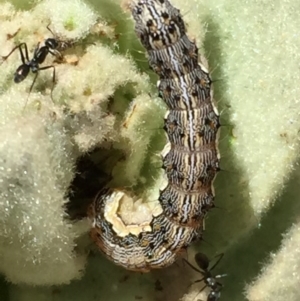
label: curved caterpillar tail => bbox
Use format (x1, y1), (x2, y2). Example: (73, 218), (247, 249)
(88, 0), (220, 271)
(89, 188), (203, 271)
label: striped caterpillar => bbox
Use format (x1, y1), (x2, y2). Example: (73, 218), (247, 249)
(88, 0), (220, 272)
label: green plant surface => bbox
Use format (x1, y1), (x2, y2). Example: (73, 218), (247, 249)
(0, 0), (300, 301)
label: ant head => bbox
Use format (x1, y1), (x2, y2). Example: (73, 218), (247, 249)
(195, 252), (210, 271)
(45, 38), (59, 50)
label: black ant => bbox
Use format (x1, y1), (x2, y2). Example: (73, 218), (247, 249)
(184, 252), (227, 301)
(0, 25), (70, 104)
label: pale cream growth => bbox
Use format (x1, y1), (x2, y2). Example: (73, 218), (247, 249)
(102, 91), (168, 236)
(118, 192), (163, 224)
(0, 2), (17, 54)
(0, 0), (169, 286)
(0, 11), (117, 151)
(91, 21), (117, 40)
(0, 0), (106, 101)
(73, 110), (116, 151)
(0, 0), (148, 286)
(148, 169), (167, 199)
(0, 94), (86, 284)
(0, 81), (88, 287)
(0, 2), (15, 18)
(54, 44), (149, 110)
(106, 167), (167, 236)
(246, 223), (300, 301)
(104, 189), (163, 236)
(105, 169), (167, 237)
(0, 0), (96, 66)
(36, 0), (97, 40)
(0, 12), (32, 61)
(53, 44), (150, 151)
(111, 94), (166, 187)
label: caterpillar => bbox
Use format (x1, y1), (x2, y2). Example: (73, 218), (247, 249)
(88, 0), (220, 272)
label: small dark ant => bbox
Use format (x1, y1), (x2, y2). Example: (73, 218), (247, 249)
(184, 252), (227, 301)
(0, 25), (70, 105)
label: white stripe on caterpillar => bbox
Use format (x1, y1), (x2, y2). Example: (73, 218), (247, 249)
(88, 0), (220, 272)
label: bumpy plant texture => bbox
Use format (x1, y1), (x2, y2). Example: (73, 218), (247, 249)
(0, 0), (300, 301)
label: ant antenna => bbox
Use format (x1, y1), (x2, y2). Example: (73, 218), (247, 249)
(184, 252), (227, 301)
(46, 23), (55, 36)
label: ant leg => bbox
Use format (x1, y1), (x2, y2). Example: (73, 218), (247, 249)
(209, 253), (224, 272)
(183, 258), (204, 274)
(23, 64), (55, 108)
(21, 43), (30, 63)
(192, 279), (205, 285)
(32, 42), (41, 58)
(46, 23), (55, 36)
(23, 72), (39, 109)
(38, 65), (56, 101)
(187, 277), (206, 290)
(50, 65), (56, 101)
(192, 283), (208, 301)
(17, 43), (30, 65)
(1, 43), (28, 65)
